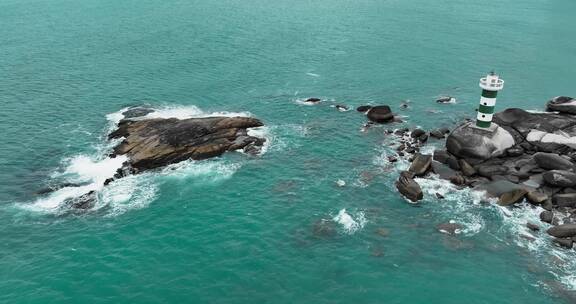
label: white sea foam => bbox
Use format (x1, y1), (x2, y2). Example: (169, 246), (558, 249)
(22, 155), (127, 212)
(333, 209), (367, 235)
(20, 104), (274, 217)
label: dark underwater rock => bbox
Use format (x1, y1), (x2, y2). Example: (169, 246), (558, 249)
(436, 222), (462, 235)
(312, 219), (337, 238)
(109, 116), (265, 171)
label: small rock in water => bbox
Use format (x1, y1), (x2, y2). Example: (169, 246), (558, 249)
(546, 96), (576, 114)
(436, 221), (462, 235)
(388, 156), (398, 163)
(527, 222), (541, 232)
(356, 105), (372, 113)
(395, 171), (423, 202)
(436, 96), (456, 104)
(334, 105), (349, 112)
(336, 179), (346, 187)
(435, 192), (445, 199)
(540, 210), (554, 224)
(304, 97), (322, 104)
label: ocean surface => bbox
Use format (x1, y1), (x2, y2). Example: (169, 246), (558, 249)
(1, 0), (576, 303)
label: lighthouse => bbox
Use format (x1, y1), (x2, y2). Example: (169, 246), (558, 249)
(476, 72), (505, 129)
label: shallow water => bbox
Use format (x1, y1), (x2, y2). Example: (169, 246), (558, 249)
(1, 0), (576, 303)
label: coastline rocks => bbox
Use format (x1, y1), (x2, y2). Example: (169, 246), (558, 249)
(436, 222), (462, 235)
(122, 106), (154, 119)
(543, 170), (576, 187)
(109, 116), (265, 171)
(533, 152), (574, 171)
(547, 224), (576, 238)
(546, 96), (576, 114)
(408, 154), (432, 176)
(395, 171), (423, 202)
(446, 122), (515, 160)
(552, 193), (576, 207)
(366, 106), (394, 123)
(498, 189), (527, 206)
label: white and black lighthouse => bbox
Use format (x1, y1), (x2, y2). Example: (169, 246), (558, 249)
(476, 72), (505, 129)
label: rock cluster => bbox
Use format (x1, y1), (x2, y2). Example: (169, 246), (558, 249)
(394, 97), (576, 249)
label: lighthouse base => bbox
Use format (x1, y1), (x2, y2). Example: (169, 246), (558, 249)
(468, 122), (498, 134)
(446, 122), (515, 160)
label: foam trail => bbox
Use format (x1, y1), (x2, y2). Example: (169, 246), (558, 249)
(23, 155), (127, 212)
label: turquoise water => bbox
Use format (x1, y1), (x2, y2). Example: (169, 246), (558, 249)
(2, 0), (576, 303)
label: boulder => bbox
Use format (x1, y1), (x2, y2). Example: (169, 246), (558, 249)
(366, 106), (394, 123)
(109, 116), (265, 171)
(431, 161), (459, 181)
(543, 170), (576, 188)
(408, 154), (432, 176)
(433, 150), (451, 164)
(546, 96), (576, 115)
(552, 193), (576, 208)
(533, 152), (574, 171)
(547, 224), (576, 238)
(459, 159), (476, 177)
(411, 129), (426, 139)
(553, 238), (574, 249)
(396, 173), (423, 202)
(498, 189), (528, 206)
(475, 180), (529, 198)
(446, 122), (515, 160)
(477, 165), (509, 178)
(526, 191), (548, 205)
(506, 146), (525, 157)
(540, 210), (554, 224)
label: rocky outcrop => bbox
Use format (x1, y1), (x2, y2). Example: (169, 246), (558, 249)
(446, 122), (515, 160)
(395, 171), (423, 202)
(546, 96), (576, 115)
(366, 106), (394, 123)
(109, 115), (265, 171)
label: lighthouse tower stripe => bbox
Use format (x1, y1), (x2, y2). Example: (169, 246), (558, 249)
(481, 90), (498, 98)
(480, 96), (497, 107)
(477, 112), (493, 122)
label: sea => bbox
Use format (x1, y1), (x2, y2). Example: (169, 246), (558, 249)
(1, 0), (576, 303)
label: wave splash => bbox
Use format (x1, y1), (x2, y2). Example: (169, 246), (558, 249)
(16, 105), (272, 217)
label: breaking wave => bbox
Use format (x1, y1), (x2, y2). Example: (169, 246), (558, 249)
(333, 208), (367, 235)
(15, 104), (276, 217)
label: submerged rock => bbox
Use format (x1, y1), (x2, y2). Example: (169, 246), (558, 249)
(109, 116), (265, 171)
(436, 221), (462, 235)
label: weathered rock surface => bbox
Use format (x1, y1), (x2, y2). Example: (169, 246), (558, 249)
(109, 116), (265, 171)
(446, 122), (515, 160)
(543, 170), (576, 188)
(396, 171), (423, 202)
(546, 96), (576, 115)
(533, 152), (574, 171)
(408, 153), (432, 176)
(548, 224), (576, 238)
